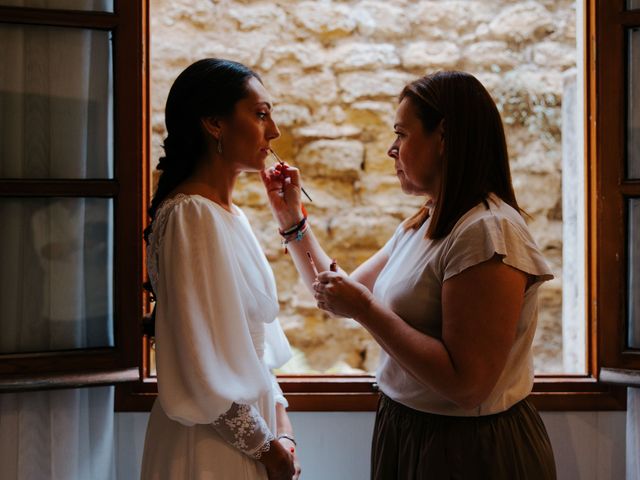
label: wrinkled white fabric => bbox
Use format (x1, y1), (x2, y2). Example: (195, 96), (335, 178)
(141, 194), (292, 479)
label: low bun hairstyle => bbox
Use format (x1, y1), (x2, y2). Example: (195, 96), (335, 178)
(144, 58), (261, 244)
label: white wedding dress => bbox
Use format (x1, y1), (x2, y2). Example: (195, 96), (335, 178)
(141, 194), (292, 480)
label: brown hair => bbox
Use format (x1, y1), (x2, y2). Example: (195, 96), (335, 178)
(400, 71), (521, 239)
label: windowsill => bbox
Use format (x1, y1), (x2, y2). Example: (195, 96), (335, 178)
(114, 374), (627, 412)
(1, 368), (140, 393)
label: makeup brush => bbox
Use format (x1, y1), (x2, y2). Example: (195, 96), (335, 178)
(306, 251), (319, 277)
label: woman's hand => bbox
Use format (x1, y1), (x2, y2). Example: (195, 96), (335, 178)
(313, 271), (374, 320)
(259, 439), (295, 480)
(260, 163), (304, 230)
(277, 437), (301, 480)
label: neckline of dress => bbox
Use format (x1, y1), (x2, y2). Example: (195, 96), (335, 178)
(165, 193), (242, 218)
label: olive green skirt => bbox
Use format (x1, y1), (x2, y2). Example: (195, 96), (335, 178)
(371, 393), (556, 480)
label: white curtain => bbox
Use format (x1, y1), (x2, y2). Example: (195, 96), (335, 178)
(0, 387), (116, 480)
(629, 205), (640, 480)
(0, 1), (118, 479)
(629, 388), (640, 480)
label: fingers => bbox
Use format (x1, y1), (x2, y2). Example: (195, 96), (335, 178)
(273, 162), (301, 184)
(261, 166), (282, 190)
(316, 271), (340, 283)
(283, 165), (300, 186)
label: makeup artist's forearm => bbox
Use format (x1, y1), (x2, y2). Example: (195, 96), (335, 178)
(355, 300), (471, 406)
(284, 227), (337, 291)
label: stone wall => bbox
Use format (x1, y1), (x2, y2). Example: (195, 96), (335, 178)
(150, 0), (576, 373)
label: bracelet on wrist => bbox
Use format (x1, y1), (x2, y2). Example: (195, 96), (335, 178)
(279, 216), (306, 237)
(279, 216), (308, 254)
(276, 433), (297, 446)
(281, 223), (309, 254)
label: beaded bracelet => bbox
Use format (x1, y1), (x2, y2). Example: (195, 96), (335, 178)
(281, 223), (308, 253)
(279, 216), (306, 237)
(279, 216), (308, 254)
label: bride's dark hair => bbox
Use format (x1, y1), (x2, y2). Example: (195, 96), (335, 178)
(142, 59), (261, 333)
(145, 58), (261, 240)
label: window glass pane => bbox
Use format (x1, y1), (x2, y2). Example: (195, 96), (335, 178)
(0, 197), (114, 354)
(629, 199), (640, 349)
(629, 28), (640, 179)
(149, 1), (580, 376)
(0, 0), (113, 12)
(628, 0), (640, 10)
(0, 23), (113, 179)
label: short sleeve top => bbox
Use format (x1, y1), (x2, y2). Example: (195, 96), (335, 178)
(373, 194), (554, 416)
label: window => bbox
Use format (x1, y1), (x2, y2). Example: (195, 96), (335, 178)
(0, 2), (147, 391)
(146, 1), (580, 377)
(592, 0), (640, 388)
(2, 1), (634, 411)
(119, 2), (620, 409)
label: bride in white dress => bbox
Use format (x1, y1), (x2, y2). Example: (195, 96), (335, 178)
(140, 59), (300, 480)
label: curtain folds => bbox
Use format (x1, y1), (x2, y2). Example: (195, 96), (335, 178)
(0, 388), (116, 480)
(0, 2), (117, 479)
(629, 388), (640, 480)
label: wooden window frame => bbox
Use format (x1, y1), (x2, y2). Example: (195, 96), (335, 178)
(593, 0), (640, 387)
(117, 0), (638, 412)
(0, 1), (148, 391)
(4, 1), (629, 411)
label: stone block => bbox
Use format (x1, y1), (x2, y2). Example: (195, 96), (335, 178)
(260, 42), (326, 70)
(292, 2), (357, 39)
(332, 43), (400, 71)
(489, 2), (555, 42)
(533, 41), (576, 69)
(411, 1), (494, 32)
(294, 123), (362, 139)
(352, 1), (408, 38)
(512, 172), (561, 215)
(296, 140), (364, 179)
(324, 207), (400, 250)
(511, 140), (561, 174)
(338, 71), (415, 102)
(272, 104), (311, 128)
(401, 41), (461, 69)
(464, 41), (520, 70)
(265, 68), (339, 106)
(227, 4), (287, 31)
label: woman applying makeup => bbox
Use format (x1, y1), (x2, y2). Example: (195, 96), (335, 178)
(141, 59), (300, 480)
(262, 71), (556, 479)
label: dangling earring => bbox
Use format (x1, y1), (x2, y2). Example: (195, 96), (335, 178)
(217, 135), (223, 155)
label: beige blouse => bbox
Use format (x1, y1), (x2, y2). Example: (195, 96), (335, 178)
(373, 194), (553, 416)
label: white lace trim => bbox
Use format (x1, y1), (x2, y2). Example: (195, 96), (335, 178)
(212, 403), (275, 459)
(253, 438), (273, 460)
(146, 194), (191, 292)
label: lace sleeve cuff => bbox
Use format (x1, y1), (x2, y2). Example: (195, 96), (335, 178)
(212, 403), (275, 459)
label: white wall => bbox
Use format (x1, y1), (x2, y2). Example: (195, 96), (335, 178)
(116, 410), (626, 480)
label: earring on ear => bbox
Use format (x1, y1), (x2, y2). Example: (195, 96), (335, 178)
(217, 135), (223, 155)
